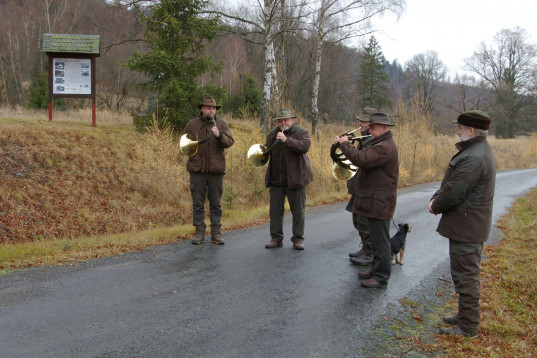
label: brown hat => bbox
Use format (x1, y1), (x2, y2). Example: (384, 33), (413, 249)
(356, 107), (377, 122)
(457, 110), (491, 130)
(198, 96), (221, 109)
(369, 112), (395, 126)
(272, 108), (296, 121)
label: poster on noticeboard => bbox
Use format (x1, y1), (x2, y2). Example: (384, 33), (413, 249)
(52, 57), (91, 95)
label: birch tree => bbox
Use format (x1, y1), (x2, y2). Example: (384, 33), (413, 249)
(209, 0), (308, 132)
(307, 0), (404, 136)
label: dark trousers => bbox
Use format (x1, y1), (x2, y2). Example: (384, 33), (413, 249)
(189, 172), (223, 234)
(368, 218), (391, 284)
(352, 213), (371, 251)
(449, 240), (483, 335)
(269, 185), (306, 242)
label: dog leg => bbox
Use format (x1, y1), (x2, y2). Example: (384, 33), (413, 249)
(398, 249), (405, 265)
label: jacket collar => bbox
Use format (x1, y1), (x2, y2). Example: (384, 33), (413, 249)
(456, 136), (485, 151)
(371, 130), (393, 144)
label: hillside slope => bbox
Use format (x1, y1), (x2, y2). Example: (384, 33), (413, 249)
(0, 119), (190, 243)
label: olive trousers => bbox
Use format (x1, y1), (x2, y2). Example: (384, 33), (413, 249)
(189, 172), (224, 235)
(449, 240), (483, 335)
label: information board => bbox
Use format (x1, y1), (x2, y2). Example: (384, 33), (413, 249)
(52, 58), (91, 95)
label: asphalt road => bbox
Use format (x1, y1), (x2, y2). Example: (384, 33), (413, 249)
(1, 168), (536, 358)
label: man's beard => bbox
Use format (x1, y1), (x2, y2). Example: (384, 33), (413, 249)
(460, 130), (471, 142)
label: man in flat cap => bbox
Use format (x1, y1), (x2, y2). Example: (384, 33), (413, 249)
(334, 112), (399, 288)
(429, 110), (496, 337)
(182, 96), (234, 245)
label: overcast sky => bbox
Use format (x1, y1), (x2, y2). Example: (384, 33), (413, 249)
(361, 0), (537, 79)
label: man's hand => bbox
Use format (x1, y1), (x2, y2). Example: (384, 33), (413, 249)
(211, 126), (220, 137)
(333, 135), (349, 145)
(428, 199), (437, 215)
(276, 131), (287, 143)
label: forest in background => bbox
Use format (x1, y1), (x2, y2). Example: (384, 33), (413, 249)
(1, 0), (536, 136)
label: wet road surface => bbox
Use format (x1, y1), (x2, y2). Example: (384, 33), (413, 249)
(1, 168), (536, 357)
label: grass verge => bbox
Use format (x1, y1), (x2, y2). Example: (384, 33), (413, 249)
(377, 187), (537, 357)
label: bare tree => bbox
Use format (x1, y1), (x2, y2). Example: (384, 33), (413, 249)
(445, 74), (490, 113)
(404, 50), (447, 113)
(307, 0), (404, 136)
(465, 27), (537, 138)
(208, 0), (310, 132)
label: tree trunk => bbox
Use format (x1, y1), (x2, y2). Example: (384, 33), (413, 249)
(310, 39), (323, 138)
(261, 39), (276, 133)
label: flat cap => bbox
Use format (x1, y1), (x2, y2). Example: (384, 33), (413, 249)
(457, 110), (491, 130)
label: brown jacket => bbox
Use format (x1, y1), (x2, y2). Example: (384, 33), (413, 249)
(182, 114), (234, 174)
(264, 124), (313, 189)
(340, 130), (399, 220)
(431, 136), (496, 243)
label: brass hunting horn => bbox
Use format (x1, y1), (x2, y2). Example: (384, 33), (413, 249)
(330, 127), (371, 180)
(247, 127), (285, 167)
(179, 114), (217, 157)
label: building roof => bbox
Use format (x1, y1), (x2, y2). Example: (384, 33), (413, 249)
(42, 33), (100, 55)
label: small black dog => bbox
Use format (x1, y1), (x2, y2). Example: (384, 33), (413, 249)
(390, 223), (411, 265)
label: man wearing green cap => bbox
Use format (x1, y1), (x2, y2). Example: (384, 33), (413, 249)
(264, 108), (313, 250)
(429, 110), (496, 337)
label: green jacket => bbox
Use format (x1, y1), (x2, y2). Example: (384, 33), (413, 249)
(431, 136), (496, 243)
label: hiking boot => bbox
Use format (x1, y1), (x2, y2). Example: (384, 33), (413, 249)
(192, 233), (205, 245)
(442, 316), (459, 325)
(360, 278), (387, 288)
(265, 239), (283, 249)
(349, 254), (373, 265)
(211, 234), (225, 245)
(192, 227), (205, 245)
(349, 248), (365, 258)
(292, 239), (304, 250)
(439, 325), (477, 338)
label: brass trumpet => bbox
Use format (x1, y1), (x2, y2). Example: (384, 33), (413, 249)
(179, 115), (217, 157)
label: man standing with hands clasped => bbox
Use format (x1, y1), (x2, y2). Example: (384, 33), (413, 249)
(334, 112), (399, 288)
(182, 96), (234, 245)
(429, 110), (496, 338)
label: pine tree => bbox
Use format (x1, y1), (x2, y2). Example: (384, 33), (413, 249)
(356, 36), (391, 110)
(27, 66), (50, 110)
(127, 0), (225, 130)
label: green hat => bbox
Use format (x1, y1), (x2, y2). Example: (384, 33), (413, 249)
(369, 112), (395, 126)
(356, 107), (377, 122)
(272, 108), (296, 121)
(198, 96), (221, 109)
(457, 110), (491, 130)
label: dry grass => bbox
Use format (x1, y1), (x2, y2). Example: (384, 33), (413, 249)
(1, 104), (537, 269)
